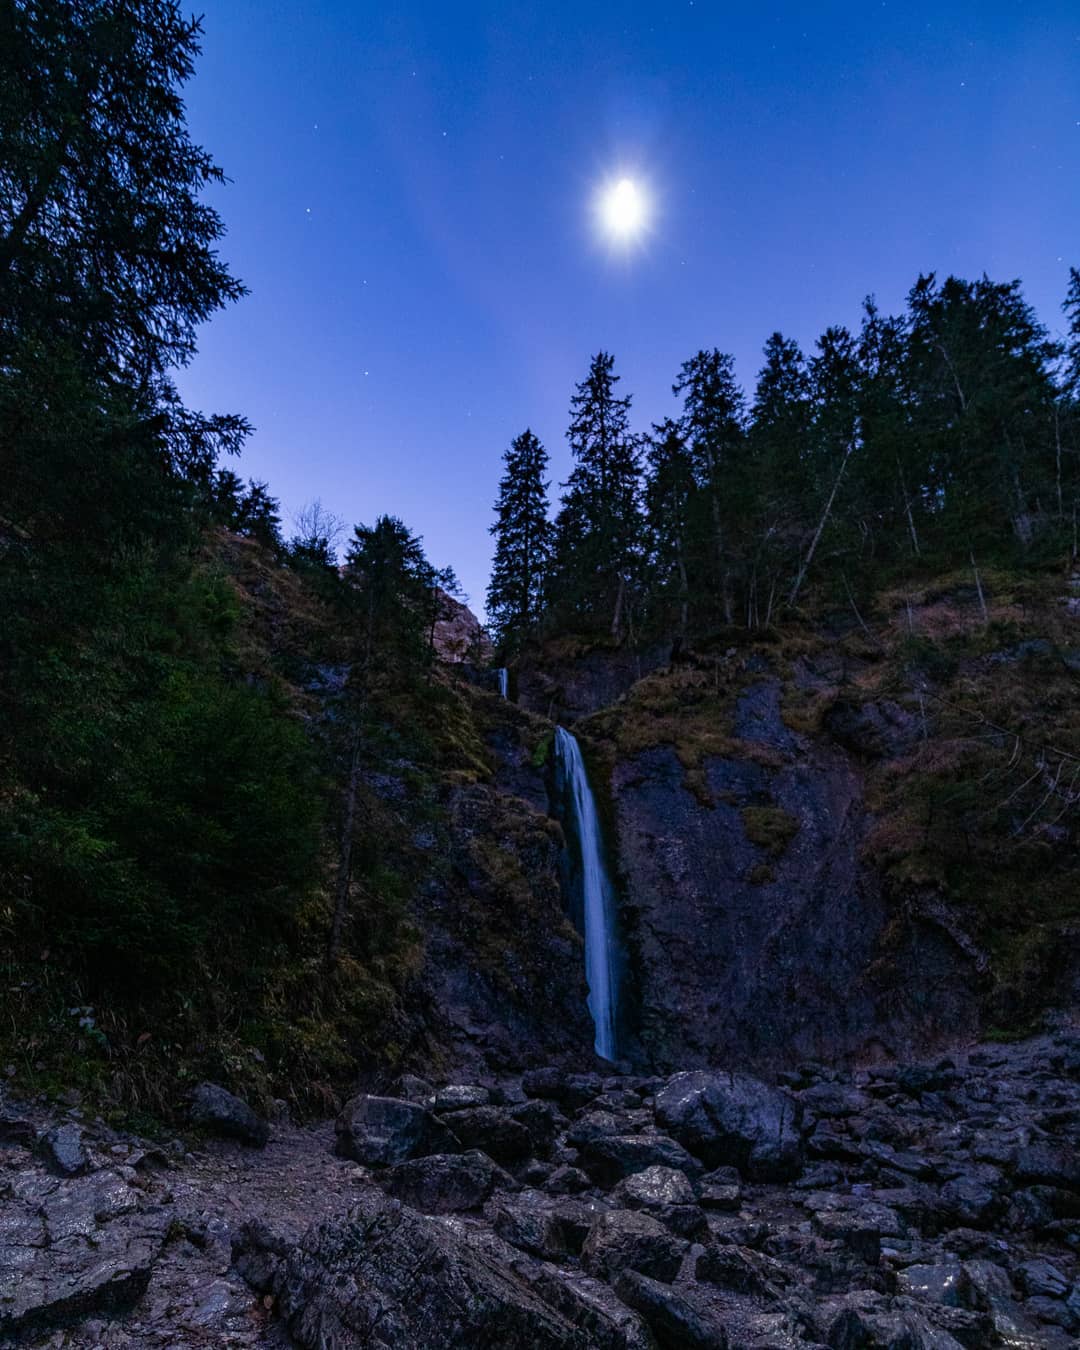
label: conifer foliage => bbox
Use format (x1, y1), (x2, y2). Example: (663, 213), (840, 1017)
(495, 270), (1080, 645)
(486, 429), (553, 651)
(552, 352), (643, 636)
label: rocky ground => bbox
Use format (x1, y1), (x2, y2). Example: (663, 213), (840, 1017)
(3, 1032), (1080, 1348)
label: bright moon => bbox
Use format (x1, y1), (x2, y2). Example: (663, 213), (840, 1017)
(597, 177), (649, 243)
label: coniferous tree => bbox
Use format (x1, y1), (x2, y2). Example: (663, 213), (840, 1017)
(487, 429), (553, 651)
(345, 515), (437, 676)
(746, 333), (812, 619)
(643, 419), (695, 638)
(552, 352), (642, 636)
(673, 349), (744, 623)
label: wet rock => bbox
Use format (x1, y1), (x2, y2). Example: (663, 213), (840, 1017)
(811, 1208), (883, 1264)
(612, 1164), (696, 1210)
(489, 1188), (575, 1260)
(241, 1190), (589, 1348)
(698, 1164), (743, 1211)
(581, 1209), (687, 1284)
(334, 1093), (461, 1167)
(611, 1165), (706, 1238)
(189, 1082), (270, 1148)
(655, 1070), (803, 1180)
(694, 1243), (792, 1298)
(0, 1202), (166, 1341)
(550, 1197), (610, 1253)
(522, 1069), (604, 1111)
(566, 1110), (623, 1147)
(510, 1098), (567, 1155)
(578, 1133), (703, 1188)
(545, 1164), (592, 1195)
(433, 1083), (490, 1112)
(895, 1262), (971, 1308)
(1015, 1257), (1069, 1299)
(614, 1269), (730, 1349)
(37, 1122), (91, 1178)
(380, 1149), (512, 1213)
(518, 1267), (657, 1349)
(1013, 1141), (1080, 1192)
(937, 1173), (1001, 1229)
(800, 1082), (873, 1119)
(443, 1105), (533, 1163)
(395, 1073), (436, 1102)
(817, 1289), (967, 1349)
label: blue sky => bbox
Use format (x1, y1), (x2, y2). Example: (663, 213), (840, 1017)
(176, 1), (1080, 615)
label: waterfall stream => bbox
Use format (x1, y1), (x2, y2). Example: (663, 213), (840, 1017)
(554, 726), (619, 1061)
(496, 667), (509, 699)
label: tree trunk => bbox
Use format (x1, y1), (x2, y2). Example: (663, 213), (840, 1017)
(611, 573), (626, 639)
(788, 445), (853, 608)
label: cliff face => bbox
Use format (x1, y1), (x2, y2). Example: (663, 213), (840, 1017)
(606, 690), (978, 1072)
(532, 569), (1080, 1071)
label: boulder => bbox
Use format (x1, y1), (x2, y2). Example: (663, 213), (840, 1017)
(379, 1149), (512, 1213)
(654, 1071), (803, 1181)
(442, 1105), (532, 1163)
(510, 1099), (567, 1155)
(578, 1133), (702, 1188)
(489, 1189), (575, 1260)
(611, 1165), (706, 1239)
(614, 1270), (730, 1349)
(522, 1069), (604, 1111)
(581, 1210), (687, 1285)
(545, 1164), (592, 1195)
(38, 1122), (91, 1176)
(334, 1094), (460, 1167)
(698, 1165), (742, 1212)
(433, 1084), (490, 1112)
(189, 1082), (270, 1148)
(239, 1191), (589, 1348)
(0, 1188), (166, 1341)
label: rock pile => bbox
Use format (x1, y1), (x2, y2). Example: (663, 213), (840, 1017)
(2, 1032), (1079, 1347)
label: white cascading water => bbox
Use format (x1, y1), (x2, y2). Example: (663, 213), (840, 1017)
(554, 726), (618, 1060)
(497, 668), (509, 699)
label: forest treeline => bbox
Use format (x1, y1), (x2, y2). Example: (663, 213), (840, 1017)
(0, 0), (466, 1100)
(488, 276), (1080, 650)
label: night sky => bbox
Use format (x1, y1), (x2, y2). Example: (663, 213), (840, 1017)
(176, 1), (1080, 616)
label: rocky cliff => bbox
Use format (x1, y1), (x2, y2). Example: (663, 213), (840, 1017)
(511, 567), (1080, 1074)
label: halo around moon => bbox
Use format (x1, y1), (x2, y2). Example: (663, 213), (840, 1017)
(594, 175), (652, 247)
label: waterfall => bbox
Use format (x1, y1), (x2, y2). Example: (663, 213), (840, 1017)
(496, 667), (509, 699)
(554, 726), (619, 1061)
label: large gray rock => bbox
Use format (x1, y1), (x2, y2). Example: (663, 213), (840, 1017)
(610, 1165), (706, 1239)
(578, 1133), (702, 1188)
(581, 1210), (687, 1285)
(237, 1191), (597, 1348)
(335, 1094), (461, 1167)
(654, 1070), (803, 1181)
(0, 1174), (166, 1342)
(442, 1104), (532, 1163)
(614, 1270), (730, 1349)
(379, 1149), (512, 1213)
(189, 1082), (270, 1148)
(38, 1122), (91, 1176)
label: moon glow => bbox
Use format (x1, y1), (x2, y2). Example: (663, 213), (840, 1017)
(596, 176), (650, 245)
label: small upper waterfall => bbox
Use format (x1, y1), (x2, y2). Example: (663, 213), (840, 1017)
(554, 726), (619, 1061)
(496, 667), (509, 699)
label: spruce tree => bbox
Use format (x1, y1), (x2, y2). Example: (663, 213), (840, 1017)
(552, 352), (642, 636)
(487, 429), (553, 651)
(643, 419), (695, 638)
(673, 349), (744, 623)
(345, 516), (436, 676)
